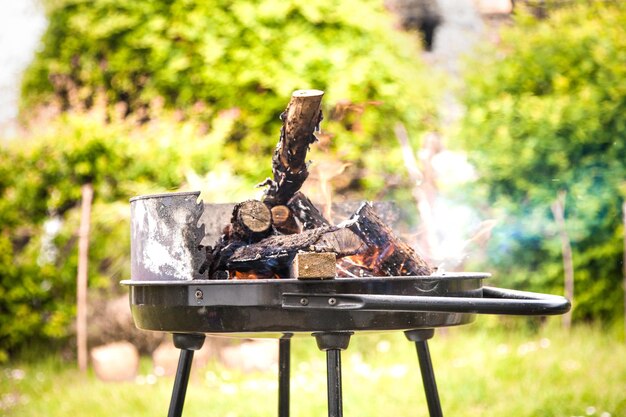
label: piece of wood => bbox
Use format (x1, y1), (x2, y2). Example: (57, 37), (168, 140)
(77, 183), (93, 372)
(271, 205), (301, 235)
(551, 191), (573, 330)
(263, 90), (324, 206)
(290, 252), (337, 280)
(287, 192), (330, 230)
(231, 200), (272, 241)
(345, 202), (433, 276)
(313, 227), (363, 255)
(223, 226), (361, 277)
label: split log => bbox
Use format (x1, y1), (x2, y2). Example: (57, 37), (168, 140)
(225, 226), (362, 276)
(287, 192), (330, 230)
(290, 252), (337, 280)
(271, 205), (301, 235)
(345, 202), (433, 276)
(263, 90), (324, 206)
(231, 200), (272, 241)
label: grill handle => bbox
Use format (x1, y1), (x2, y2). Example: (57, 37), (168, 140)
(282, 286), (571, 316)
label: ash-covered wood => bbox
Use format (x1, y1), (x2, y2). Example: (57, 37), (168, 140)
(263, 90), (324, 206)
(231, 200), (272, 241)
(271, 205), (300, 235)
(290, 252), (337, 279)
(203, 90), (435, 281)
(287, 192), (330, 230)
(346, 202), (433, 276)
(225, 226), (362, 275)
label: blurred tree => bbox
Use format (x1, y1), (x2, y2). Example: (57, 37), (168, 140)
(21, 0), (440, 192)
(0, 109), (244, 359)
(458, 2), (626, 321)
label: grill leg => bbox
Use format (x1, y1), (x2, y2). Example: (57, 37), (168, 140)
(326, 349), (343, 417)
(405, 329), (443, 417)
(168, 333), (206, 417)
(314, 332), (353, 417)
(278, 334), (292, 417)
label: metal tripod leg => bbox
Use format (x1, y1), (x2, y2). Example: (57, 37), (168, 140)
(168, 333), (206, 417)
(405, 329), (443, 417)
(314, 332), (353, 417)
(278, 333), (293, 417)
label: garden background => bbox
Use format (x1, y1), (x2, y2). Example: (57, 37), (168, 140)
(1, 0), (625, 415)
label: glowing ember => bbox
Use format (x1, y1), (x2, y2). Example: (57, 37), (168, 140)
(230, 270), (279, 280)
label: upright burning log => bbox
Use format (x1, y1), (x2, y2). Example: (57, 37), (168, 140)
(263, 90), (324, 207)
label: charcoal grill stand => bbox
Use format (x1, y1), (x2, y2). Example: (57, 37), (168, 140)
(406, 329), (443, 417)
(127, 192), (571, 417)
(165, 328), (450, 417)
(278, 334), (292, 417)
(152, 284), (570, 417)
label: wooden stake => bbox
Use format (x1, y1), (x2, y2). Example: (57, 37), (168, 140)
(551, 191), (574, 330)
(77, 183), (93, 372)
(622, 201), (626, 342)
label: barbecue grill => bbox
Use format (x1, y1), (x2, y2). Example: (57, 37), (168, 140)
(123, 191), (570, 417)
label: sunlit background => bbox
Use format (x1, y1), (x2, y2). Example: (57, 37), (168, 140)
(1, 0), (625, 416)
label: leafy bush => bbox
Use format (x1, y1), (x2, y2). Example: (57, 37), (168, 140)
(457, 3), (626, 321)
(22, 0), (440, 190)
(0, 109), (250, 359)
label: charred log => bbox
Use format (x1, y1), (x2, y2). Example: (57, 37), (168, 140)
(287, 191), (330, 230)
(225, 226), (362, 277)
(345, 202), (433, 276)
(263, 90), (324, 206)
(271, 205), (301, 235)
(231, 200), (272, 242)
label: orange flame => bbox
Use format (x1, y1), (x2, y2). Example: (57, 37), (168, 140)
(230, 270), (280, 280)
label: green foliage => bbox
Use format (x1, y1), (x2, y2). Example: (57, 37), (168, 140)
(457, 3), (626, 321)
(22, 0), (440, 188)
(0, 109), (249, 359)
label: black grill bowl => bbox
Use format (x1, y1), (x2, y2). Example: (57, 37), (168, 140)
(122, 273), (487, 336)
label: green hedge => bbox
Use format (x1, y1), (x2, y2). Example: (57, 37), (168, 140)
(457, 2), (626, 321)
(22, 0), (440, 187)
(0, 111), (251, 360)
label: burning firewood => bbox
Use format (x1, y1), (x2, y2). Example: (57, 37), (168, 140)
(206, 89), (434, 280)
(342, 202), (433, 276)
(287, 192), (330, 230)
(270, 205), (300, 235)
(263, 89), (324, 207)
(231, 200), (272, 242)
(224, 226), (362, 276)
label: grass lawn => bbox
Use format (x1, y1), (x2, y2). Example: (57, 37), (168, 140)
(2, 320), (625, 417)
